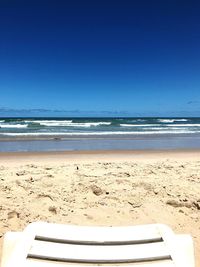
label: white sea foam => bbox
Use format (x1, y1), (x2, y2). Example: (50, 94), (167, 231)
(39, 122), (111, 127)
(1, 130), (199, 136)
(158, 119), (188, 123)
(165, 124), (200, 127)
(24, 120), (111, 127)
(120, 124), (160, 127)
(120, 124), (198, 128)
(120, 123), (200, 128)
(25, 120), (72, 123)
(25, 120), (73, 126)
(39, 122), (76, 127)
(0, 124), (28, 128)
(141, 127), (190, 130)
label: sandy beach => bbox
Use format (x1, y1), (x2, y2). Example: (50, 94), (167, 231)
(0, 149), (200, 265)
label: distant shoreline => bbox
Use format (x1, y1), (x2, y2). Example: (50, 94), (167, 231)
(1, 148), (200, 163)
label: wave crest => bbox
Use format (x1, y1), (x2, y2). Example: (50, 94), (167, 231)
(0, 124), (28, 128)
(158, 119), (188, 123)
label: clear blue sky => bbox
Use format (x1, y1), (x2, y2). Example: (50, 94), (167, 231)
(0, 0), (200, 117)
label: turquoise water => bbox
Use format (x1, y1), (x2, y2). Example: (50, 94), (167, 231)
(0, 117), (200, 151)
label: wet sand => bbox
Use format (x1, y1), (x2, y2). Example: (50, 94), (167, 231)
(0, 149), (199, 265)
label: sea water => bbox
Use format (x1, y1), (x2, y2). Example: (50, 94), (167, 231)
(0, 117), (200, 151)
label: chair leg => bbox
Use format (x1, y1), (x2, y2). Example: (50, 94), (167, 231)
(1, 232), (22, 267)
(172, 234), (195, 267)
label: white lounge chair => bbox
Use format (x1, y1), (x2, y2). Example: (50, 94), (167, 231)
(1, 222), (195, 267)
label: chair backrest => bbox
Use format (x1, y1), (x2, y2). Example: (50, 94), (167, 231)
(3, 222), (194, 267)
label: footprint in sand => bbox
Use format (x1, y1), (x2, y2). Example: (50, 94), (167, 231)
(37, 193), (54, 201)
(7, 210), (19, 219)
(7, 210), (21, 228)
(90, 185), (103, 196)
(48, 206), (57, 214)
(16, 171), (26, 176)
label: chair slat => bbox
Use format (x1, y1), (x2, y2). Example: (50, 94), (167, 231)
(26, 223), (172, 244)
(35, 235), (163, 245)
(28, 240), (171, 263)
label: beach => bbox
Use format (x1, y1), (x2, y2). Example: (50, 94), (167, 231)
(0, 149), (199, 264)
(1, 0), (200, 264)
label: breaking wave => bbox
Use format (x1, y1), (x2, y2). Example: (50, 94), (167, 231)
(0, 124), (28, 128)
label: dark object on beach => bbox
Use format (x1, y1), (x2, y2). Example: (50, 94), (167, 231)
(48, 206), (57, 214)
(193, 201), (200, 210)
(76, 166), (79, 170)
(91, 185), (103, 196)
(166, 199), (192, 208)
(7, 210), (20, 219)
(128, 201), (142, 208)
(54, 137), (61, 140)
(16, 171), (26, 176)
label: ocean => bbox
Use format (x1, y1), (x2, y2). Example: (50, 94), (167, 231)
(0, 117), (200, 152)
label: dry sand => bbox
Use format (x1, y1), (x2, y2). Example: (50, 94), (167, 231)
(0, 150), (200, 265)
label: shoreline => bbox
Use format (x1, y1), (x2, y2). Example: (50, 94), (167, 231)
(0, 149), (200, 165)
(1, 148), (200, 157)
